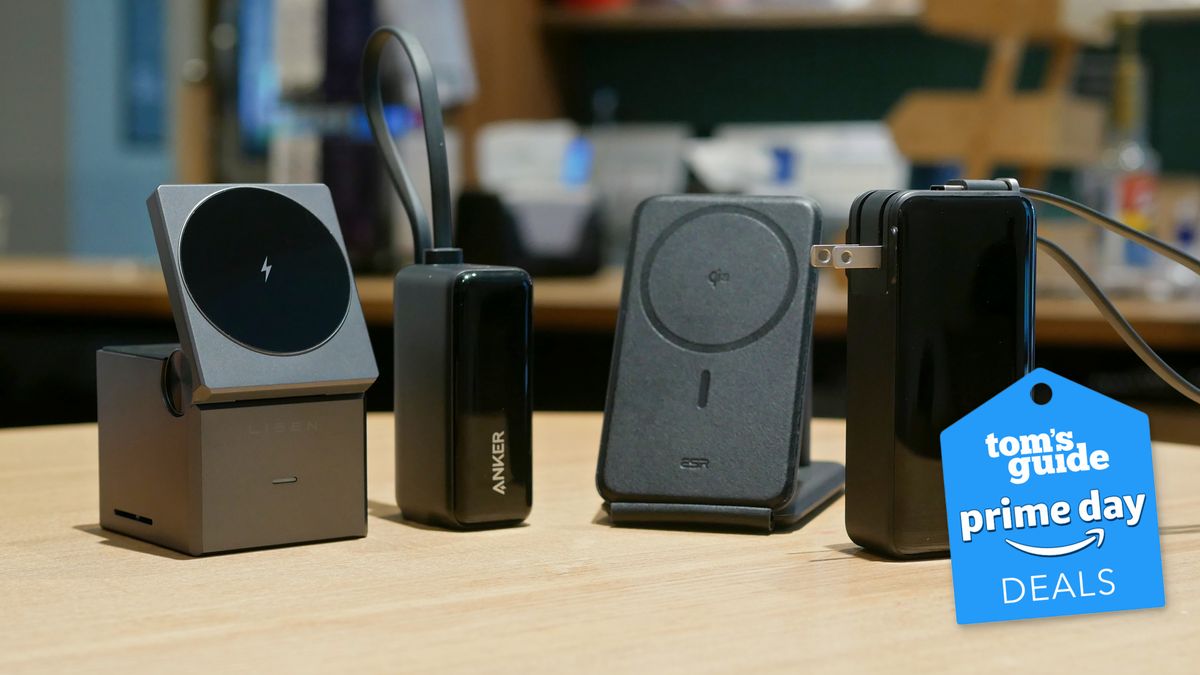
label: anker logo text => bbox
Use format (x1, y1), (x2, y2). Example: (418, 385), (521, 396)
(491, 431), (507, 495)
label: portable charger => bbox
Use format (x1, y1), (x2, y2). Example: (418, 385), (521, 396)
(824, 177), (1200, 558)
(363, 27), (532, 529)
(817, 181), (1037, 557)
(597, 195), (845, 532)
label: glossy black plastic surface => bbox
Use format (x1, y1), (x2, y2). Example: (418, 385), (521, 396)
(895, 195), (1035, 456)
(452, 269), (533, 525)
(845, 191), (1035, 556)
(895, 195), (1034, 547)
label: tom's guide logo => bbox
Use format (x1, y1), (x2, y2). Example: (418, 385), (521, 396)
(940, 369), (1164, 624)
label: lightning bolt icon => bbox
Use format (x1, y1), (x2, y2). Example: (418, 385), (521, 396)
(261, 256), (272, 282)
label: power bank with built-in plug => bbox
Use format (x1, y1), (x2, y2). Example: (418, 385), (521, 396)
(820, 184), (1036, 557)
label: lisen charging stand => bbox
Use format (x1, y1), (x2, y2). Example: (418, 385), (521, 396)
(98, 184), (378, 556)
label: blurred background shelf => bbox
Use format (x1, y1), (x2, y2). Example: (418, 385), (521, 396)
(542, 3), (919, 31)
(0, 258), (623, 332)
(5, 0), (1200, 439)
(7, 257), (1200, 350)
(5, 254), (1200, 438)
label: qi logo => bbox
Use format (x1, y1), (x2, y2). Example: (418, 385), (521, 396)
(261, 256), (273, 282)
(707, 269), (730, 288)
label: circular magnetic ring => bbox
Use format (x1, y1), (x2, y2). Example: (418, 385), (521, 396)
(179, 187), (351, 355)
(642, 206), (797, 352)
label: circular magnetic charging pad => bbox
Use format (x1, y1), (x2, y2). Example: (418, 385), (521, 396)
(641, 206), (798, 353)
(180, 187), (351, 355)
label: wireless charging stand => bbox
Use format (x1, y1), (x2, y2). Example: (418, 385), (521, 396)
(596, 195), (845, 532)
(97, 184), (378, 555)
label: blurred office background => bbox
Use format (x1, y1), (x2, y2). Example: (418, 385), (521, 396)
(3, 0), (1200, 440)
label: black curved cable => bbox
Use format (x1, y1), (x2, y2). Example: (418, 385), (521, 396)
(1035, 237), (1200, 405)
(1023, 202), (1200, 405)
(361, 26), (456, 260)
(939, 180), (1200, 405)
(1024, 187), (1200, 275)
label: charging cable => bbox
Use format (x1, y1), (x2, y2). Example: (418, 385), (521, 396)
(946, 179), (1200, 405)
(361, 26), (462, 264)
(1028, 190), (1200, 406)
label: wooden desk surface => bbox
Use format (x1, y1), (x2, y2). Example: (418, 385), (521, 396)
(4, 257), (1200, 347)
(0, 413), (1197, 672)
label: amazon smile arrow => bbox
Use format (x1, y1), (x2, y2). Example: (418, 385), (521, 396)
(1005, 528), (1106, 557)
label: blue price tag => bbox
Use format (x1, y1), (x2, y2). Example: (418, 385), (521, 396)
(940, 369), (1164, 624)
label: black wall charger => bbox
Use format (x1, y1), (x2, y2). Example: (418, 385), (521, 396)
(362, 27), (532, 529)
(830, 177), (1200, 558)
(828, 182), (1036, 557)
